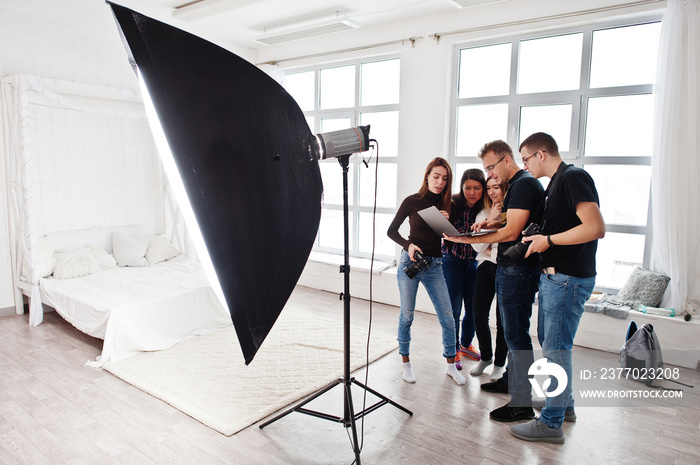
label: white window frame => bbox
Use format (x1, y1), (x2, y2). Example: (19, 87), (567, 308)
(451, 16), (661, 292)
(284, 55), (400, 260)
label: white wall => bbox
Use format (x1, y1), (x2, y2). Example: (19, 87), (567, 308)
(0, 0), (665, 313)
(270, 1), (666, 312)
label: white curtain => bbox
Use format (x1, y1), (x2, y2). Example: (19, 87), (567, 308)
(651, 0), (700, 315)
(1, 75), (43, 325)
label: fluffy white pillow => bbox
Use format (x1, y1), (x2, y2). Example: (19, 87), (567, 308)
(53, 248), (102, 279)
(145, 235), (180, 265)
(37, 236), (57, 278)
(87, 244), (118, 270)
(612, 266), (671, 308)
(112, 233), (149, 267)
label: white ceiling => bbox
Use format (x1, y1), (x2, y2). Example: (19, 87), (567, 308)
(109, 0), (500, 49)
(2, 0), (665, 60)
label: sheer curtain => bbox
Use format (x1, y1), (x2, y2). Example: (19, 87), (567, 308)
(651, 0), (700, 315)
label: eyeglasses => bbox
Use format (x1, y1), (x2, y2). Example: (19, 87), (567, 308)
(484, 155), (506, 172)
(521, 150), (539, 166)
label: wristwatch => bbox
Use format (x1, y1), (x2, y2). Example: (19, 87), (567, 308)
(547, 235), (555, 247)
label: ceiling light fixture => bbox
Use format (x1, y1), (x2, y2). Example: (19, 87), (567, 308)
(254, 18), (360, 46)
(172, 0), (260, 21)
(449, 0), (507, 8)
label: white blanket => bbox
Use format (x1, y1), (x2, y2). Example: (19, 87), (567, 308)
(40, 256), (232, 366)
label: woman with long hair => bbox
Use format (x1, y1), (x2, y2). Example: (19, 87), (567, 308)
(442, 169), (486, 370)
(469, 176), (508, 379)
(387, 157), (466, 385)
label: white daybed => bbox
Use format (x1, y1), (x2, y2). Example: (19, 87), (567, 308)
(36, 227), (232, 367)
(2, 74), (231, 367)
(41, 258), (232, 367)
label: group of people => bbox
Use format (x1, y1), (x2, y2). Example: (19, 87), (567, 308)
(386, 133), (606, 444)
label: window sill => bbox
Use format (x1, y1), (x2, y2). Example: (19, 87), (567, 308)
(307, 251), (396, 275)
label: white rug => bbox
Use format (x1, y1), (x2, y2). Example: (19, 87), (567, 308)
(103, 309), (398, 436)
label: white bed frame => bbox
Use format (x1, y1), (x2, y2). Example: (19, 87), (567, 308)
(13, 225), (148, 315)
(35, 226), (231, 366)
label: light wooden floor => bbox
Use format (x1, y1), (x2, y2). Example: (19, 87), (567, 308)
(1, 286), (699, 465)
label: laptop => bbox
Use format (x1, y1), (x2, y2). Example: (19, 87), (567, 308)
(417, 206), (497, 237)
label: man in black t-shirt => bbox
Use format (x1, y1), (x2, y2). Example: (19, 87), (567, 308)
(444, 140), (544, 423)
(509, 132), (606, 444)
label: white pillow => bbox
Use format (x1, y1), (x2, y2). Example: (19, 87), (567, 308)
(112, 233), (149, 267)
(87, 244), (118, 270)
(37, 236), (57, 278)
(145, 235), (180, 265)
(53, 248), (101, 279)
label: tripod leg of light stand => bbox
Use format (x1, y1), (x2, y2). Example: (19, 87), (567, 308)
(351, 378), (414, 418)
(258, 155), (410, 465)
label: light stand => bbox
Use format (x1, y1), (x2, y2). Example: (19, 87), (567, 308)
(259, 153), (412, 464)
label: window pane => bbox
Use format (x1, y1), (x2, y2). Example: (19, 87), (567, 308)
(320, 65), (355, 109)
(358, 212), (395, 256)
(459, 43), (512, 98)
(595, 232), (645, 289)
(318, 210), (353, 250)
(320, 117), (351, 133)
(518, 33), (583, 93)
(585, 165), (650, 227)
(456, 104), (508, 158)
(284, 71), (315, 111)
(590, 23), (661, 88)
(519, 104), (572, 150)
(360, 111), (399, 158)
(584, 94), (654, 157)
(305, 116), (315, 133)
(361, 59), (400, 106)
(359, 163), (396, 208)
(320, 162), (353, 206)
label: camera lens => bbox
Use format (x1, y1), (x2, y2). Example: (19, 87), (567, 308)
(403, 251), (427, 279)
(503, 241), (528, 262)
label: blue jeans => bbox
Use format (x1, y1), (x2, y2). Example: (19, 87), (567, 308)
(397, 250), (456, 359)
(538, 272), (595, 429)
(442, 254), (477, 352)
(496, 265), (540, 406)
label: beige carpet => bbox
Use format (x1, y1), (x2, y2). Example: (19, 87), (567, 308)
(103, 308), (398, 436)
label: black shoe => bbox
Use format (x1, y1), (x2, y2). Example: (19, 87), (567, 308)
(481, 377), (508, 394)
(490, 403), (535, 422)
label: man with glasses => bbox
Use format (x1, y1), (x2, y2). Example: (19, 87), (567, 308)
(445, 140), (544, 423)
(509, 132), (605, 444)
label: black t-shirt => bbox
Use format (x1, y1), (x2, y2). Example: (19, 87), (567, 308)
(387, 191), (445, 258)
(540, 162), (600, 277)
(497, 170), (545, 267)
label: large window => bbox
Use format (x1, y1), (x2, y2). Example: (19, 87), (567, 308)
(453, 19), (661, 290)
(284, 57), (400, 259)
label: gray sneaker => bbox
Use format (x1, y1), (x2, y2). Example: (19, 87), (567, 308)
(531, 399), (577, 422)
(510, 419), (565, 444)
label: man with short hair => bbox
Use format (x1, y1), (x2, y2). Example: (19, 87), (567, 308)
(509, 132), (605, 444)
(445, 140), (544, 422)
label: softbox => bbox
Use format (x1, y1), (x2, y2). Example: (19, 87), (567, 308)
(108, 3), (323, 364)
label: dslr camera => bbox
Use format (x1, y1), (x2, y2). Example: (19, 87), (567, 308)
(503, 223), (542, 262)
(403, 251), (430, 279)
